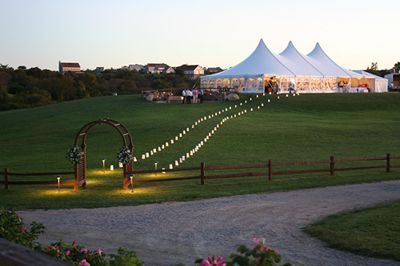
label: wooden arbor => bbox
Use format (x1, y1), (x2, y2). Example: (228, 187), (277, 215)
(73, 118), (134, 190)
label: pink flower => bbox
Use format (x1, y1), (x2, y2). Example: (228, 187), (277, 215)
(79, 259), (90, 266)
(252, 237), (266, 246)
(65, 250), (71, 257)
(201, 256), (226, 266)
(72, 240), (78, 246)
(20, 226), (28, 233)
(96, 248), (103, 255)
(201, 260), (212, 266)
(80, 248), (88, 254)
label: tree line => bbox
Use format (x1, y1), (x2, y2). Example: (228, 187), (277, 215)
(0, 65), (195, 111)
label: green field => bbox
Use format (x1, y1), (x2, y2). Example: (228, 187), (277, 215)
(305, 201), (400, 261)
(0, 93), (399, 209)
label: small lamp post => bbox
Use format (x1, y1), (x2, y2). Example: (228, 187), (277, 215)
(154, 161), (158, 171)
(110, 164), (114, 171)
(57, 176), (61, 192)
(102, 159), (106, 173)
(129, 174), (134, 193)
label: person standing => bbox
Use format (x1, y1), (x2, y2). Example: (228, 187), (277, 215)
(186, 89), (193, 104)
(199, 88), (204, 103)
(182, 89), (186, 104)
(192, 88), (198, 104)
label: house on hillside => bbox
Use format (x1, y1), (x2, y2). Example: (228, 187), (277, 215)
(165, 66), (176, 74)
(59, 61), (81, 74)
(206, 67), (223, 74)
(128, 64), (144, 72)
(176, 64), (204, 79)
(146, 63), (170, 74)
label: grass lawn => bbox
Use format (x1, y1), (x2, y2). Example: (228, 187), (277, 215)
(304, 201), (400, 261)
(0, 93), (399, 209)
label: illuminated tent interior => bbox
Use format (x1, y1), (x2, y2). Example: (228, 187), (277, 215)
(200, 39), (388, 93)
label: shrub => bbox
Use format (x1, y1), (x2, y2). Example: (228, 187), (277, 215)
(108, 248), (143, 266)
(0, 209), (45, 250)
(195, 238), (291, 266)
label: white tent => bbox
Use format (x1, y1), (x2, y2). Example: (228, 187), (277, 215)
(352, 70), (388, 93)
(200, 39), (388, 93)
(201, 39), (294, 93)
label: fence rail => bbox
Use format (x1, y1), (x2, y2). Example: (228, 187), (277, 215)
(2, 153), (399, 190)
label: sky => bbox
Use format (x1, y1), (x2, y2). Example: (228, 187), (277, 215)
(0, 0), (399, 71)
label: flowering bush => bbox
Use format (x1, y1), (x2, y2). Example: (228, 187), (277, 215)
(43, 240), (107, 266)
(195, 238), (291, 266)
(117, 146), (133, 165)
(0, 209), (44, 250)
(67, 146), (84, 164)
(43, 241), (143, 266)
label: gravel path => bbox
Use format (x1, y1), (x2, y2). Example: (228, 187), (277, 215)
(20, 180), (400, 266)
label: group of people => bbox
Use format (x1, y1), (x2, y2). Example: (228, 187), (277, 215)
(265, 76), (281, 94)
(182, 88), (204, 104)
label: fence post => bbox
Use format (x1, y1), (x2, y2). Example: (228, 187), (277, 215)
(386, 153), (391, 173)
(330, 156), (335, 176)
(200, 162), (205, 185)
(268, 160), (272, 181)
(4, 168), (9, 190)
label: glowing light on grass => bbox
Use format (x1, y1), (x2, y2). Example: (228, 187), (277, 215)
(102, 159), (106, 173)
(41, 189), (73, 196)
(154, 161), (158, 170)
(118, 162), (123, 168)
(110, 165), (114, 171)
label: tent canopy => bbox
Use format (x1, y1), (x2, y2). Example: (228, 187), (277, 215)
(277, 41), (323, 76)
(202, 39), (294, 80)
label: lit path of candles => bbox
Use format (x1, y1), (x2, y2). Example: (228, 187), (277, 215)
(167, 93), (300, 169)
(136, 93), (274, 163)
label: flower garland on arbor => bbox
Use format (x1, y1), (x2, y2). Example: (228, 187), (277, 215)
(117, 146), (134, 165)
(66, 146), (84, 164)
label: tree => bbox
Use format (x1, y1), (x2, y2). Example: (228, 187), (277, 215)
(367, 62), (378, 72)
(394, 62), (400, 73)
(365, 62), (382, 76)
(0, 85), (8, 104)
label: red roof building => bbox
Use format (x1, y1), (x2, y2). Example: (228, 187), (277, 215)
(59, 61), (81, 74)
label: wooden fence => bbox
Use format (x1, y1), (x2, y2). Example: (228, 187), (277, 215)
(2, 154), (399, 190)
(2, 169), (75, 190)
